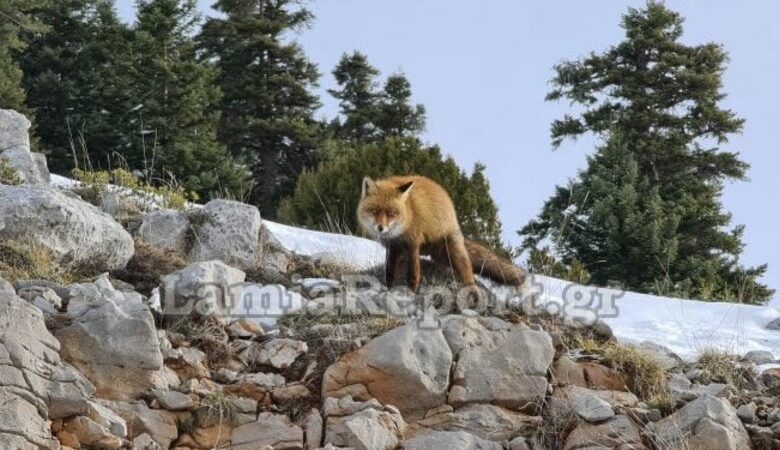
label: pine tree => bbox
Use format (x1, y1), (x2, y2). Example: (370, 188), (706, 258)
(20, 0), (135, 172)
(199, 0), (322, 217)
(328, 52), (425, 142)
(131, 0), (250, 198)
(520, 1), (772, 304)
(279, 137), (505, 252)
(0, 0), (47, 114)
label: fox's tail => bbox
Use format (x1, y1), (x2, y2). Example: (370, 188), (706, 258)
(464, 240), (526, 286)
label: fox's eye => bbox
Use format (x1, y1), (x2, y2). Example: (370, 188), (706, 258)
(387, 210), (398, 218)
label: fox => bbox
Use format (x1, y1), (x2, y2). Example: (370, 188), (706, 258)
(357, 175), (525, 292)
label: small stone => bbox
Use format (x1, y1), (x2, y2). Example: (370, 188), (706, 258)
(153, 390), (197, 411)
(737, 403), (758, 424)
(742, 350), (776, 365)
(573, 393), (615, 422)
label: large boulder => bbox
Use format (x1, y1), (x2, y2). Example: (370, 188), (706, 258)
(0, 109), (49, 185)
(159, 260), (245, 319)
(231, 412), (304, 450)
(188, 199), (263, 270)
(564, 414), (645, 450)
(0, 185), (134, 271)
(443, 315), (554, 412)
(136, 208), (192, 253)
(322, 323), (453, 420)
(403, 430), (503, 450)
(55, 275), (165, 400)
(0, 291), (62, 449)
(646, 395), (751, 450)
(414, 403), (542, 441)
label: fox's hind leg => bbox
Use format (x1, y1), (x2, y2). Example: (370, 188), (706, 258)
(431, 235), (475, 286)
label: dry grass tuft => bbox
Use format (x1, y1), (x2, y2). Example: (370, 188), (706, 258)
(164, 314), (233, 369)
(0, 240), (84, 284)
(696, 348), (755, 391)
(602, 342), (671, 406)
(0, 158), (23, 185)
(111, 238), (187, 296)
(194, 392), (239, 428)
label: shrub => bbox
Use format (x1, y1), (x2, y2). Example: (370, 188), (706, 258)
(0, 157), (22, 185)
(72, 168), (198, 211)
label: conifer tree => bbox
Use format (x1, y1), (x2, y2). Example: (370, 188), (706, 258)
(131, 0), (250, 198)
(199, 0), (322, 217)
(0, 0), (47, 114)
(521, 1), (772, 303)
(20, 0), (135, 171)
(328, 52), (426, 142)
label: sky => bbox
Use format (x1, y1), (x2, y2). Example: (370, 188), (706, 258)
(116, 1), (780, 304)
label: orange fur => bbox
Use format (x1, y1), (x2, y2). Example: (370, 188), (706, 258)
(357, 175), (525, 291)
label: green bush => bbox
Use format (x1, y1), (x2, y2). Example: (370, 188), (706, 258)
(278, 137), (505, 251)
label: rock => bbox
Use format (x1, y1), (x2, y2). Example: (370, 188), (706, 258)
(766, 318), (780, 330)
(85, 400), (127, 438)
(0, 109), (49, 185)
(550, 385), (638, 420)
(17, 285), (62, 319)
(55, 275), (164, 400)
(105, 400), (179, 449)
(742, 350), (776, 365)
(443, 315), (554, 412)
(132, 433), (164, 450)
(322, 323), (452, 421)
(414, 403), (542, 441)
(160, 260), (245, 318)
(152, 390), (197, 411)
(647, 395), (751, 450)
(231, 412), (304, 450)
(137, 209), (192, 253)
(573, 392), (615, 422)
(62, 416), (124, 449)
(737, 403), (758, 424)
(0, 185), (134, 270)
(0, 274), (13, 294)
(188, 199), (263, 270)
(232, 283), (306, 329)
(239, 338), (308, 369)
(761, 368), (780, 391)
(273, 383), (313, 404)
(166, 346), (211, 380)
(304, 409), (324, 450)
(48, 362), (96, 419)
(0, 291), (61, 449)
(403, 430), (503, 450)
(564, 415), (644, 450)
(508, 436), (531, 450)
(637, 341), (683, 370)
(325, 404), (406, 450)
(581, 362), (631, 391)
(228, 317), (264, 338)
(552, 356), (587, 387)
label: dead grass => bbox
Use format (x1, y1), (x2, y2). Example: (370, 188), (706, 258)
(164, 315), (232, 369)
(696, 348), (756, 391)
(602, 342), (671, 406)
(111, 238), (187, 296)
(0, 240), (85, 285)
(277, 311), (404, 407)
(0, 158), (22, 185)
(194, 392), (239, 428)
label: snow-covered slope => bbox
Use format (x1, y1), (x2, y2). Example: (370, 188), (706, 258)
(263, 220), (780, 362)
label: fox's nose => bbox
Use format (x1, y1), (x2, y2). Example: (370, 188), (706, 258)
(377, 225), (385, 232)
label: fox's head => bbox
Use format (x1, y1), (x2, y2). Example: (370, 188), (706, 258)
(357, 176), (414, 240)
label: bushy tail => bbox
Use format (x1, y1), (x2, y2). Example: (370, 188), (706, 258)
(464, 240), (526, 286)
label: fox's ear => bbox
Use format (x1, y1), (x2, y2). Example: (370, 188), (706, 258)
(397, 180), (414, 199)
(362, 177), (377, 197)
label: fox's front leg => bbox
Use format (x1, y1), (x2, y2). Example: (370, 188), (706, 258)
(385, 243), (404, 287)
(406, 243), (422, 292)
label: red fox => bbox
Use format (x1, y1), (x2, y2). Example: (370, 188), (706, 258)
(357, 175), (525, 292)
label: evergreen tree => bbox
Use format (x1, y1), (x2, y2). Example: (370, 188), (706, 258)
(199, 0), (322, 217)
(328, 52), (425, 142)
(521, 1), (772, 303)
(20, 0), (135, 172)
(279, 137), (505, 251)
(131, 0), (250, 198)
(0, 0), (47, 114)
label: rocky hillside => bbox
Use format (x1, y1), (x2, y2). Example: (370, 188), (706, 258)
(1, 108), (780, 450)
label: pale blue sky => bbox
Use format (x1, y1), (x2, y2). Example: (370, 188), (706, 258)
(117, 1), (780, 304)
